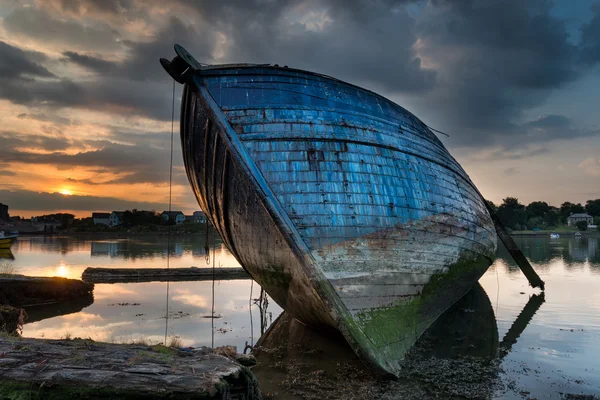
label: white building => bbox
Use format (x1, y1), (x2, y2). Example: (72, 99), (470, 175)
(109, 211), (125, 227)
(92, 212), (110, 226)
(567, 213), (594, 227)
(192, 210), (208, 223)
(160, 211), (185, 225)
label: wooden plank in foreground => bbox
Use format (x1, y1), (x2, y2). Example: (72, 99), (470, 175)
(82, 267), (250, 284)
(0, 337), (261, 399)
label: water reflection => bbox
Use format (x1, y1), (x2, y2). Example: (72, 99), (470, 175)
(8, 233), (600, 399)
(503, 236), (598, 265)
(0, 249), (14, 260)
(253, 284), (545, 399)
(8, 233), (240, 279)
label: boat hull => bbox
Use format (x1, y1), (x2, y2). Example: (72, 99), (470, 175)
(0, 236), (16, 250)
(179, 66), (496, 377)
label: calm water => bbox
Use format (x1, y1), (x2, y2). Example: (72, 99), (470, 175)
(3, 233), (600, 399)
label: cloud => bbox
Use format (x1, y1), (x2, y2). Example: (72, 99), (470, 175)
(0, 189), (176, 212)
(3, 7), (122, 51)
(61, 51), (116, 74)
(519, 114), (600, 143)
(17, 112), (73, 126)
(0, 130), (187, 186)
(413, 0), (588, 146)
(0, 40), (54, 80)
(579, 158), (600, 177)
(0, 131), (72, 152)
(182, 0), (435, 93)
(579, 3), (600, 65)
(504, 167), (519, 176)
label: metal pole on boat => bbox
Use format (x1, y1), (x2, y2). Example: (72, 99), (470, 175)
(487, 207), (545, 290)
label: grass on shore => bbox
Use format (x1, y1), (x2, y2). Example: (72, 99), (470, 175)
(0, 262), (16, 276)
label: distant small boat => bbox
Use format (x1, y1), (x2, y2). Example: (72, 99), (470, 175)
(0, 231), (18, 249)
(574, 232), (582, 237)
(550, 233), (560, 239)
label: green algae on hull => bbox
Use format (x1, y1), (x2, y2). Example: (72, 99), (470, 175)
(340, 254), (494, 377)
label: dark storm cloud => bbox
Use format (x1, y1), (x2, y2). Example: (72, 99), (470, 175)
(0, 189), (175, 212)
(2, 0), (600, 146)
(180, 0), (435, 93)
(61, 16), (216, 82)
(579, 3), (600, 64)
(3, 7), (121, 51)
(414, 0), (586, 147)
(0, 65), (175, 121)
(0, 131), (71, 152)
(61, 51), (116, 74)
(519, 114), (599, 143)
(0, 41), (54, 79)
(0, 130), (186, 186)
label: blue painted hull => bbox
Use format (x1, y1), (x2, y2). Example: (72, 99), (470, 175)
(179, 65), (496, 378)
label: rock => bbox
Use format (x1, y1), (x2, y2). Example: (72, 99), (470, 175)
(236, 354), (257, 367)
(215, 345), (238, 359)
(0, 337), (262, 399)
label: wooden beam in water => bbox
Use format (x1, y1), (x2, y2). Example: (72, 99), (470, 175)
(81, 267), (250, 284)
(489, 213), (545, 290)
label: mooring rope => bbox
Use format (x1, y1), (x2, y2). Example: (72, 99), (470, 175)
(426, 125), (450, 138)
(164, 80), (176, 345)
(211, 227), (216, 348)
(204, 221), (210, 265)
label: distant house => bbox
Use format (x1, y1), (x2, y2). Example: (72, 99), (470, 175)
(92, 212), (111, 226)
(109, 211), (125, 227)
(567, 213), (593, 227)
(160, 211), (185, 225)
(192, 211), (207, 223)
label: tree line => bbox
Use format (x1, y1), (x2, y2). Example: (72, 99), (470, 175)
(486, 198), (600, 231)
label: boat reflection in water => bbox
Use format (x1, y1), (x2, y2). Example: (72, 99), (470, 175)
(253, 283), (544, 399)
(0, 249), (14, 260)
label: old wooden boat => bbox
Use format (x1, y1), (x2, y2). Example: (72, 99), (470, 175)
(161, 45), (497, 378)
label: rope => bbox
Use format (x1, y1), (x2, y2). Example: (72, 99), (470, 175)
(204, 221), (210, 265)
(249, 280), (254, 347)
(211, 228), (216, 348)
(164, 79), (176, 345)
(426, 125), (450, 138)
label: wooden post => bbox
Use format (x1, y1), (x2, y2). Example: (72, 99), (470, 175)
(489, 213), (545, 290)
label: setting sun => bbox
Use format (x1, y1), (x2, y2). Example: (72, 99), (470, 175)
(59, 189), (72, 196)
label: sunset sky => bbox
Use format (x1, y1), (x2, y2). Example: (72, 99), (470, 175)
(1, 0), (599, 218)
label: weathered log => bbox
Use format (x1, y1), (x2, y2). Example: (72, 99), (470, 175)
(489, 213), (545, 289)
(82, 267), (249, 283)
(0, 337), (262, 399)
(0, 275), (94, 307)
